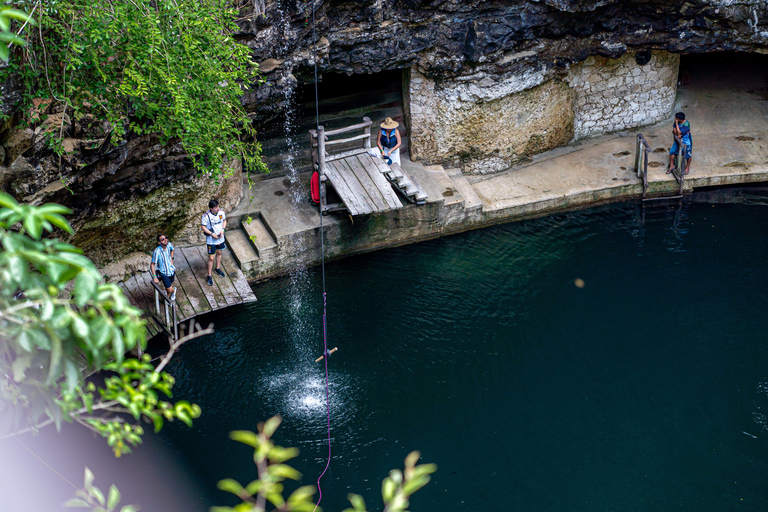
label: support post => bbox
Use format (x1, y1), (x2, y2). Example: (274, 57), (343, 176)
(173, 303), (178, 341)
(363, 116), (371, 149)
(309, 129), (318, 169)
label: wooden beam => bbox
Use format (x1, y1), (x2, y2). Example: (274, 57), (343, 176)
(324, 162), (366, 215)
(324, 118), (372, 137)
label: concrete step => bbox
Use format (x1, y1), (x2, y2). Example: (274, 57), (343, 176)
(226, 228), (259, 273)
(241, 215), (278, 260)
(445, 167), (483, 212)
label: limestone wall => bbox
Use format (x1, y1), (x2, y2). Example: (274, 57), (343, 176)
(406, 67), (574, 175)
(405, 50), (679, 175)
(567, 51), (680, 139)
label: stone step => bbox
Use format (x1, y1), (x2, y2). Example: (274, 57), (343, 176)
(445, 167), (483, 212)
(226, 228), (259, 273)
(241, 214), (278, 260)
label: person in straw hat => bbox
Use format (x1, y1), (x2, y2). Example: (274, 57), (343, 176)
(377, 117), (402, 166)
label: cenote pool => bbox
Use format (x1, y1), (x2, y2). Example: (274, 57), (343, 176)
(158, 192), (768, 511)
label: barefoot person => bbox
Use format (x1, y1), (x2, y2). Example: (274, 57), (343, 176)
(150, 234), (176, 301)
(668, 112), (692, 175)
(201, 199), (227, 286)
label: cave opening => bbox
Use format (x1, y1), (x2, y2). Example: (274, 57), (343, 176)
(257, 69), (406, 177)
(678, 51), (768, 91)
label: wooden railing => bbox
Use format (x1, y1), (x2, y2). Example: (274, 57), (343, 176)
(150, 279), (178, 341)
(309, 117), (373, 213)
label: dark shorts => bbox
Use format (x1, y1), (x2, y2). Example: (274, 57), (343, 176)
(156, 272), (175, 289)
(670, 141), (692, 160)
(207, 241), (227, 255)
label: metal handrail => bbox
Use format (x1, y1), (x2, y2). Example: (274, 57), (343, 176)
(635, 134), (651, 199)
(671, 134), (686, 196)
(151, 279), (178, 341)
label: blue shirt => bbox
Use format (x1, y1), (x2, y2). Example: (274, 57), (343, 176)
(151, 243), (175, 277)
(678, 120), (692, 145)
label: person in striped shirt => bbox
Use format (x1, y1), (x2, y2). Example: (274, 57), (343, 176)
(150, 234), (177, 301)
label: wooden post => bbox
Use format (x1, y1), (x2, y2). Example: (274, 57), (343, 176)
(173, 302), (178, 341)
(155, 288), (160, 317)
(317, 125), (327, 212)
(309, 129), (318, 169)
(363, 116), (371, 150)
(164, 298), (170, 330)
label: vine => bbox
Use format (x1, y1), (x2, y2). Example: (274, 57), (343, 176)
(5, 0), (268, 180)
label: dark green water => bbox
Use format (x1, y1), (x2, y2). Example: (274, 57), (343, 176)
(160, 194), (768, 511)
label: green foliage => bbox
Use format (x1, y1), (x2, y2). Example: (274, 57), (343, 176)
(213, 417), (436, 512)
(9, 0), (266, 179)
(0, 7), (35, 62)
(0, 194), (200, 456)
(65, 467), (138, 512)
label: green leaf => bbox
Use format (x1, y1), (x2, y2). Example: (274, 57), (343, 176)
(107, 485), (121, 510)
(217, 478), (245, 496)
(229, 430), (259, 448)
(120, 506), (138, 512)
(267, 464), (301, 481)
(16, 330), (32, 351)
(63, 498), (90, 508)
(0, 191), (19, 209)
(0, 8), (35, 25)
(64, 360), (80, 391)
(262, 416), (281, 437)
(71, 315), (90, 339)
(0, 42), (11, 62)
(0, 17), (9, 33)
(347, 493), (367, 512)
(24, 214), (42, 239)
(84, 467), (95, 491)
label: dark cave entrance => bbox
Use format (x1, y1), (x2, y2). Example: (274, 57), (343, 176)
(258, 69), (406, 177)
(678, 51), (768, 91)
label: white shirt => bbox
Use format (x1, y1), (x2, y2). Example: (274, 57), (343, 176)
(202, 209), (226, 245)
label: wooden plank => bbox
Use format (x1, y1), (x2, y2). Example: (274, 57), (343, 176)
(324, 163), (365, 215)
(331, 161), (377, 214)
(122, 276), (151, 314)
(169, 275), (196, 321)
(120, 277), (144, 311)
(351, 153), (402, 210)
(173, 247), (209, 316)
(186, 246), (225, 310)
(339, 158), (388, 211)
(324, 132), (370, 147)
(357, 152), (403, 208)
(208, 250), (241, 307)
(323, 118), (372, 137)
(136, 272), (165, 325)
(220, 252), (257, 303)
(325, 147), (369, 163)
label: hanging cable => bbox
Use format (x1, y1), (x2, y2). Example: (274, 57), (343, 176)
(311, 1), (331, 511)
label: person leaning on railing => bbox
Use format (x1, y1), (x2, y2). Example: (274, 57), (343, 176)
(668, 112), (693, 176)
(151, 234), (177, 301)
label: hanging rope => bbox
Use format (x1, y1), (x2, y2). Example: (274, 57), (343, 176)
(311, 2), (332, 511)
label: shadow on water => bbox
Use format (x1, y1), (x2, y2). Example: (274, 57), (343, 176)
(159, 187), (768, 512)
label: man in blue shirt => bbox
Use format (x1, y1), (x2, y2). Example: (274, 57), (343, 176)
(668, 112), (692, 175)
(151, 234), (176, 301)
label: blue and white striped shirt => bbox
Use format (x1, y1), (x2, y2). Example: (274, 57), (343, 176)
(151, 243), (175, 277)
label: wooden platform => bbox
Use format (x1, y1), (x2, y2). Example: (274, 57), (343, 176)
(325, 151), (403, 215)
(119, 246), (257, 338)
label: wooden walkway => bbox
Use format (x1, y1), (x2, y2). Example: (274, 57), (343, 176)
(325, 151), (403, 215)
(119, 246), (257, 338)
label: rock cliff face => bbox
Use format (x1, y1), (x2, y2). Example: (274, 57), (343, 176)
(240, 0), (768, 121)
(2, 0), (767, 261)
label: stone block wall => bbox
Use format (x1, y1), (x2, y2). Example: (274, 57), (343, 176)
(567, 51), (680, 139)
(405, 50), (679, 175)
(405, 67), (574, 174)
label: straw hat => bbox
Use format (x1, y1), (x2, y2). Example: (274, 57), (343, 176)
(380, 117), (399, 129)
